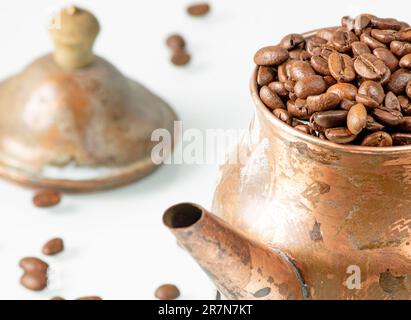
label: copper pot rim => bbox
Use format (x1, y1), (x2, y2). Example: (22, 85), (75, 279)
(250, 28), (411, 155)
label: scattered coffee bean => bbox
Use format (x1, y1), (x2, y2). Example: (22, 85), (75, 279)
(186, 3), (210, 16)
(166, 34), (185, 51)
(42, 238), (64, 256)
(20, 271), (48, 291)
(171, 50), (191, 66)
(155, 284), (180, 300)
(77, 296), (103, 300)
(361, 131), (393, 146)
(33, 190), (61, 208)
(19, 257), (49, 273)
(347, 103), (367, 134)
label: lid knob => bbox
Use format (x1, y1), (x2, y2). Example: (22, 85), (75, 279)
(49, 6), (100, 69)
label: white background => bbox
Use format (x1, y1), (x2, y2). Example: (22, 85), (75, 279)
(0, 0), (409, 300)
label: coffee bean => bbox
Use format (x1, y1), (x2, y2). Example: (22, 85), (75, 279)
(341, 99), (356, 110)
(33, 190), (61, 208)
(289, 60), (316, 81)
(280, 33), (305, 50)
(398, 117), (411, 132)
(366, 115), (385, 131)
(354, 14), (371, 35)
(277, 62), (289, 82)
(294, 124), (313, 134)
(387, 68), (411, 94)
(358, 80), (385, 105)
(354, 53), (388, 80)
(283, 80), (295, 92)
(289, 49), (311, 61)
(390, 41), (411, 57)
(347, 103), (367, 134)
(392, 132), (411, 145)
(373, 107), (403, 126)
(356, 93), (380, 109)
(352, 41), (371, 56)
(373, 48), (399, 72)
(327, 83), (358, 101)
(325, 127), (357, 144)
(166, 34), (185, 51)
(310, 110), (347, 131)
(310, 55), (331, 75)
(273, 108), (293, 125)
(360, 32), (386, 50)
(294, 75), (327, 99)
(330, 30), (358, 53)
(254, 46), (289, 66)
(398, 95), (411, 115)
(155, 284), (180, 300)
(77, 296), (103, 300)
(370, 29), (400, 44)
(20, 271), (48, 291)
(384, 91), (401, 111)
(320, 45), (337, 60)
(186, 3), (210, 16)
(171, 50), (191, 66)
(287, 99), (310, 119)
(306, 36), (327, 56)
(328, 52), (356, 82)
(19, 257), (49, 273)
(371, 17), (402, 31)
(257, 66), (275, 86)
(407, 81), (411, 99)
(259, 86), (285, 109)
(306, 93), (341, 113)
(42, 238), (64, 256)
(399, 54), (411, 68)
(400, 28), (411, 42)
(361, 131), (393, 146)
(268, 81), (288, 96)
(341, 16), (355, 31)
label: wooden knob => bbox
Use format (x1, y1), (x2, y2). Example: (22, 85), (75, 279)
(49, 6), (100, 69)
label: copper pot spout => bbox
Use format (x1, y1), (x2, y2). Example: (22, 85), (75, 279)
(163, 203), (310, 300)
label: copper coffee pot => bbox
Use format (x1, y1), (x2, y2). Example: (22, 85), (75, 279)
(164, 30), (411, 300)
(0, 6), (177, 192)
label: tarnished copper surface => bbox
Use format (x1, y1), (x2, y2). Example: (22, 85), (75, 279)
(164, 203), (309, 300)
(166, 29), (411, 299)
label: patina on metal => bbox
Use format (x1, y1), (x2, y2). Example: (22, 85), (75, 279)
(164, 29), (411, 299)
(0, 6), (177, 192)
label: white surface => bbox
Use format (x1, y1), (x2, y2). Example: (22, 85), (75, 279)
(0, 0), (409, 300)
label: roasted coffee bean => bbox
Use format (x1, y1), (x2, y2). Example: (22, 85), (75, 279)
(259, 86), (285, 109)
(373, 48), (399, 72)
(358, 80), (385, 105)
(287, 99), (310, 119)
(19, 257), (49, 273)
(354, 53), (388, 80)
(341, 99), (356, 110)
(371, 17), (402, 31)
(33, 190), (61, 208)
(273, 108), (293, 125)
(306, 36), (327, 56)
(328, 52), (356, 82)
(330, 30), (358, 53)
(370, 29), (400, 44)
(387, 69), (411, 94)
(306, 93), (340, 113)
(407, 81), (411, 99)
(268, 81), (288, 96)
(356, 93), (380, 109)
(257, 66), (275, 86)
(171, 50), (191, 66)
(310, 55), (331, 75)
(284, 80), (295, 92)
(325, 127), (357, 144)
(310, 110), (347, 131)
(399, 54), (411, 69)
(373, 107), (403, 126)
(361, 131), (393, 146)
(155, 284), (180, 300)
(360, 32), (386, 50)
(352, 41), (371, 56)
(347, 103), (367, 134)
(366, 115), (385, 131)
(398, 117), (411, 132)
(166, 34), (186, 51)
(399, 28), (411, 41)
(254, 46), (289, 66)
(323, 75), (337, 86)
(77, 296), (103, 300)
(392, 132), (411, 145)
(294, 124), (312, 134)
(390, 41), (411, 57)
(186, 3), (210, 16)
(277, 62), (289, 82)
(20, 271), (48, 291)
(289, 60), (316, 81)
(384, 91), (401, 111)
(398, 95), (411, 115)
(319, 45), (337, 60)
(42, 238), (64, 256)
(354, 14), (371, 35)
(327, 83), (358, 101)
(280, 33), (305, 50)
(294, 75), (327, 99)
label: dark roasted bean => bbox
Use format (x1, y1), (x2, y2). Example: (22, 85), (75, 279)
(373, 48), (399, 72)
(361, 131), (393, 146)
(392, 132), (411, 145)
(384, 91), (401, 111)
(327, 83), (358, 101)
(289, 60), (316, 81)
(325, 127), (357, 144)
(306, 93), (340, 113)
(330, 30), (358, 53)
(268, 81), (288, 96)
(287, 99), (310, 119)
(347, 103), (367, 134)
(306, 36), (327, 56)
(366, 115), (385, 131)
(371, 17), (402, 31)
(310, 110), (347, 131)
(398, 95), (411, 115)
(373, 108), (403, 126)
(280, 33), (305, 50)
(354, 53), (388, 80)
(257, 66), (275, 86)
(254, 46), (289, 66)
(358, 80), (385, 105)
(398, 117), (411, 132)
(294, 75), (327, 99)
(259, 86), (285, 109)
(341, 99), (356, 110)
(360, 32), (386, 50)
(328, 52), (356, 82)
(310, 55), (331, 75)
(387, 69), (411, 94)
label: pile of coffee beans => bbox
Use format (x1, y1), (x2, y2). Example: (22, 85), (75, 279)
(166, 34), (191, 66)
(254, 14), (411, 146)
